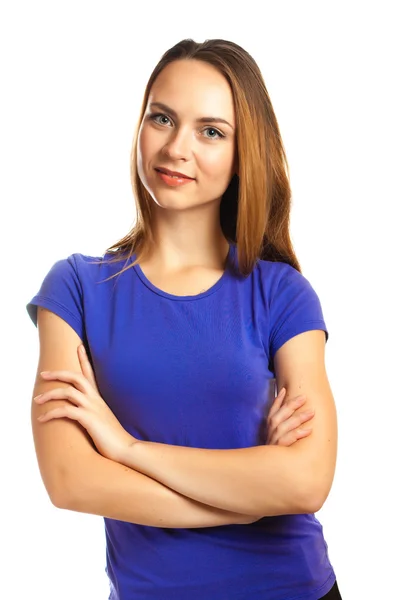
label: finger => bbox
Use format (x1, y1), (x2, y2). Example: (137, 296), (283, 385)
(267, 395), (306, 430)
(267, 387), (286, 420)
(78, 345), (99, 392)
(37, 404), (82, 423)
(270, 427), (312, 446)
(286, 394), (307, 409)
(281, 409), (315, 435)
(270, 409), (315, 442)
(34, 386), (87, 407)
(40, 369), (91, 394)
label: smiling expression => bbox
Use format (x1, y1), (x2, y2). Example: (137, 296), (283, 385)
(137, 59), (237, 210)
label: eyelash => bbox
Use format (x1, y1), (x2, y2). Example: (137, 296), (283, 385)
(148, 113), (225, 140)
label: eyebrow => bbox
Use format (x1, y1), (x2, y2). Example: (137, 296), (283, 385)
(149, 102), (234, 130)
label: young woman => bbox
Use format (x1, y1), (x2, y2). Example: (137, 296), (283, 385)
(27, 39), (341, 599)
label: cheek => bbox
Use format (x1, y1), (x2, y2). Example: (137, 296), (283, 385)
(136, 133), (153, 187)
(138, 128), (153, 162)
(137, 129), (159, 182)
(200, 145), (235, 182)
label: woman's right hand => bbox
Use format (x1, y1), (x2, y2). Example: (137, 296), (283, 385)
(266, 387), (315, 446)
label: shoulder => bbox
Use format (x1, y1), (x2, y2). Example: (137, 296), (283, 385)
(41, 252), (102, 277)
(253, 258), (328, 363)
(66, 251), (108, 276)
(26, 251), (127, 331)
(256, 256), (305, 280)
(57, 251), (130, 285)
(254, 257), (310, 300)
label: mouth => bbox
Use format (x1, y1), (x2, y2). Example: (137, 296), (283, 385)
(155, 167), (195, 180)
(154, 168), (195, 187)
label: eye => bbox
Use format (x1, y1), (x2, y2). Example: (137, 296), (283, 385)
(149, 113), (172, 126)
(202, 127), (224, 140)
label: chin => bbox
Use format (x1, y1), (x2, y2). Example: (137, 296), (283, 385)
(152, 196), (194, 210)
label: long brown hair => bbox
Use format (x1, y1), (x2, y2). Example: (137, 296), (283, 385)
(100, 38), (301, 281)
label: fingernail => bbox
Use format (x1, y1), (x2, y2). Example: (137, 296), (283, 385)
(33, 394), (43, 400)
(79, 345), (86, 354)
(40, 371), (50, 376)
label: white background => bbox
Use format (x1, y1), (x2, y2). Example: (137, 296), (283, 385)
(1, 1), (399, 598)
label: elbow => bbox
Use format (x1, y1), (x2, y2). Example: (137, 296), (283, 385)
(294, 449), (336, 514)
(300, 489), (325, 514)
(248, 479), (324, 517)
(48, 482), (72, 510)
(48, 454), (100, 512)
(299, 475), (334, 514)
(49, 488), (68, 509)
(45, 471), (74, 510)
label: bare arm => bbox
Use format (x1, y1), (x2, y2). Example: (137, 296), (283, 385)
(63, 450), (256, 528)
(32, 308), (256, 528)
(116, 331), (338, 517)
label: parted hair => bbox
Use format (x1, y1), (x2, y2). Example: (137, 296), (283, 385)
(100, 38), (301, 280)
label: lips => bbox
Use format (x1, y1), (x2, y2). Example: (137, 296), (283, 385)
(155, 167), (194, 180)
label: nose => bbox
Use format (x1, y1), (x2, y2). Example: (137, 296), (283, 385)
(162, 127), (192, 161)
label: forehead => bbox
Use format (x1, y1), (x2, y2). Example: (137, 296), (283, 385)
(148, 59), (235, 125)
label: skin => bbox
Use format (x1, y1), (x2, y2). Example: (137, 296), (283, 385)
(33, 60), (325, 519)
(35, 348), (314, 462)
(136, 58), (237, 279)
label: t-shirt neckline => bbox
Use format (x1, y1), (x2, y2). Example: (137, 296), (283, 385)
(132, 242), (235, 301)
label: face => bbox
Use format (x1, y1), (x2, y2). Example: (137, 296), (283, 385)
(137, 59), (237, 211)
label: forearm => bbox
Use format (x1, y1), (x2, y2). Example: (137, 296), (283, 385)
(119, 441), (313, 517)
(61, 451), (257, 528)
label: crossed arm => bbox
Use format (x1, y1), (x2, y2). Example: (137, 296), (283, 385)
(32, 309), (337, 527)
(112, 330), (337, 517)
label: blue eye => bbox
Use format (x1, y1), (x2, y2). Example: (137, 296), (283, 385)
(203, 127), (224, 140)
(150, 113), (171, 126)
(148, 113), (225, 140)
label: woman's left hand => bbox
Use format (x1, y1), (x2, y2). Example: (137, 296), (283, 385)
(266, 387), (315, 446)
(34, 344), (137, 463)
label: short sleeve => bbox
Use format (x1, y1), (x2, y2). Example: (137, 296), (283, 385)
(26, 254), (85, 341)
(269, 264), (328, 362)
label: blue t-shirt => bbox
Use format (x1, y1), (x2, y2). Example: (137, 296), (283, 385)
(26, 242), (336, 600)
